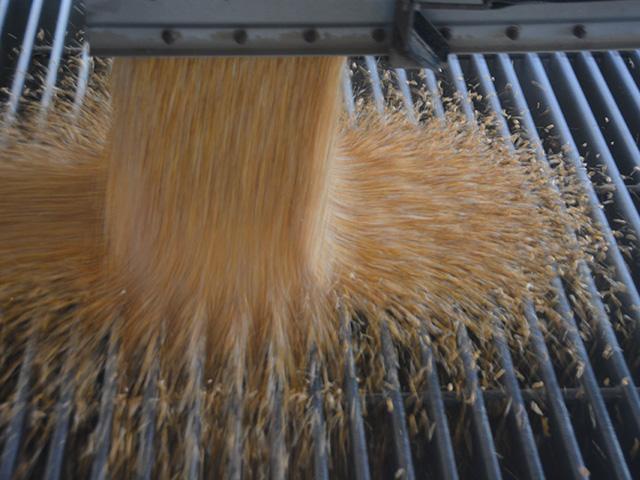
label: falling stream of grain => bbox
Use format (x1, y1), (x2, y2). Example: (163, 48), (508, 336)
(104, 57), (344, 371)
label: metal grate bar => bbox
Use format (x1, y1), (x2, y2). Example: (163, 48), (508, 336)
(340, 305), (371, 480)
(552, 276), (633, 479)
(627, 51), (640, 86)
(71, 42), (91, 119)
(492, 54), (562, 180)
(545, 52), (640, 239)
(444, 56), (473, 121)
(523, 302), (589, 479)
(456, 322), (503, 479)
(309, 348), (329, 480)
(39, 0), (73, 113)
(446, 56), (475, 124)
(380, 322), (415, 480)
(599, 51), (640, 143)
(342, 63), (356, 120)
(89, 335), (118, 480)
(470, 55), (513, 143)
(269, 373), (286, 480)
(4, 0), (45, 125)
(364, 56), (384, 114)
(422, 68), (445, 121)
(368, 386), (640, 405)
(43, 348), (76, 480)
(418, 331), (459, 480)
(0, 0), (10, 37)
(136, 356), (159, 480)
(228, 365), (244, 480)
(185, 347), (203, 480)
(492, 317), (546, 479)
(393, 68), (416, 123)
(518, 53), (640, 331)
(0, 338), (35, 480)
(573, 52), (640, 172)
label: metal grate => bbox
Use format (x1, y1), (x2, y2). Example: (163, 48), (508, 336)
(341, 51), (640, 479)
(1, 1), (640, 479)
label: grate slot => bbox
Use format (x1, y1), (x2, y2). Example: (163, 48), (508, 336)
(418, 331), (459, 480)
(599, 51), (640, 145)
(0, 338), (35, 480)
(309, 348), (329, 480)
(136, 355), (159, 480)
(89, 335), (118, 480)
(390, 69), (458, 479)
(380, 322), (416, 480)
(455, 323), (503, 479)
(545, 53), (640, 240)
(340, 306), (371, 480)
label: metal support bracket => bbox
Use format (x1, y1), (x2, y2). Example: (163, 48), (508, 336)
(85, 0), (640, 68)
